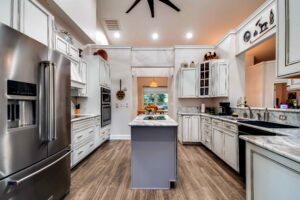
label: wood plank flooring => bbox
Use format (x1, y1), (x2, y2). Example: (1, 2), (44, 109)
(66, 141), (245, 200)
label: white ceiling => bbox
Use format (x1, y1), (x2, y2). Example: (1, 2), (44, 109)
(97, 0), (266, 47)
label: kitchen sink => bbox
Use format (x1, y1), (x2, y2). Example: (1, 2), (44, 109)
(143, 116), (166, 120)
(238, 120), (299, 129)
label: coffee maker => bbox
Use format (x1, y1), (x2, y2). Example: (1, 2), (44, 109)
(218, 102), (231, 115)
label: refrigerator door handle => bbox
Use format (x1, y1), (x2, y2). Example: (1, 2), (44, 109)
(39, 61), (56, 143)
(7, 151), (71, 187)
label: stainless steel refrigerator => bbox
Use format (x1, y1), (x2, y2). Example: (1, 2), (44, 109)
(0, 23), (71, 199)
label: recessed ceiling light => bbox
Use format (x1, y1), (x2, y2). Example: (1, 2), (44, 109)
(152, 33), (159, 40)
(186, 32), (193, 39)
(114, 32), (121, 39)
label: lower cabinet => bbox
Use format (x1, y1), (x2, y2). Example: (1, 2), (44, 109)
(212, 128), (224, 157)
(71, 116), (110, 168)
(212, 120), (239, 172)
(246, 143), (300, 200)
(180, 116), (201, 143)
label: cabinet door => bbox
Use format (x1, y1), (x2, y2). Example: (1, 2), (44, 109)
(181, 69), (197, 97)
(218, 63), (228, 97)
(182, 116), (190, 142)
(0, 1), (14, 27)
(224, 131), (238, 170)
(105, 63), (111, 87)
(55, 35), (69, 56)
(212, 128), (224, 158)
(79, 60), (88, 96)
(190, 116), (200, 142)
(99, 60), (107, 87)
(19, 0), (54, 47)
(210, 63), (218, 97)
(69, 45), (80, 62)
(277, 0), (300, 77)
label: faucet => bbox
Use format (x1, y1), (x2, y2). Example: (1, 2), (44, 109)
(237, 103), (254, 119)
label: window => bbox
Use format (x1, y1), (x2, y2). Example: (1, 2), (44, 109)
(143, 87), (168, 111)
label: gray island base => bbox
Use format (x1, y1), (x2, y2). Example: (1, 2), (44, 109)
(129, 115), (178, 189)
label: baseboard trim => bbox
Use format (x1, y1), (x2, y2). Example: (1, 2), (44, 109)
(109, 134), (131, 140)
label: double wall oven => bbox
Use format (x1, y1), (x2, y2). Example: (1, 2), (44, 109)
(101, 87), (111, 127)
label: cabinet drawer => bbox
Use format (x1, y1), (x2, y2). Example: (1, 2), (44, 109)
(73, 126), (95, 145)
(72, 144), (88, 164)
(55, 35), (68, 55)
(72, 119), (95, 131)
(202, 116), (211, 124)
(203, 129), (212, 149)
(212, 119), (223, 129)
(202, 123), (211, 131)
(223, 122), (238, 133)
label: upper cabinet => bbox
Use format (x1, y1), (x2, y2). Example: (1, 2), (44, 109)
(277, 0), (300, 78)
(178, 68), (198, 98)
(178, 60), (228, 99)
(19, 0), (54, 47)
(0, 0), (54, 48)
(99, 60), (111, 88)
(0, 1), (18, 28)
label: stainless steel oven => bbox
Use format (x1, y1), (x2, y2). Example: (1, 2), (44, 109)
(101, 87), (111, 127)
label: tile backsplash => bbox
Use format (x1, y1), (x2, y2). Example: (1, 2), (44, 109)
(232, 108), (300, 127)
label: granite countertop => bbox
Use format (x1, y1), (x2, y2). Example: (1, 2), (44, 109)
(178, 112), (300, 162)
(129, 115), (178, 127)
(71, 114), (100, 122)
(240, 135), (300, 163)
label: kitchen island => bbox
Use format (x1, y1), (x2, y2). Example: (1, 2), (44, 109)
(129, 115), (178, 189)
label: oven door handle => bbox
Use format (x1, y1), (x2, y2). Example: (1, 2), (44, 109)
(7, 151), (71, 187)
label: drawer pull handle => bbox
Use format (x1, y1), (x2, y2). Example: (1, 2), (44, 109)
(89, 144), (94, 148)
(78, 151), (84, 155)
(77, 135), (83, 139)
(89, 130), (94, 134)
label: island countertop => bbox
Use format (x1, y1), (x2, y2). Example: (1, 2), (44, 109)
(129, 115), (178, 127)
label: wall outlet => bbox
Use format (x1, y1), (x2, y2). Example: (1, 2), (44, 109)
(279, 115), (287, 121)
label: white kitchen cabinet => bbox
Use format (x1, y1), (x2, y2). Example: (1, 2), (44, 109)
(0, 0), (18, 28)
(19, 0), (54, 47)
(224, 130), (238, 170)
(181, 115), (201, 143)
(277, 0), (300, 78)
(71, 117), (109, 168)
(211, 120), (239, 172)
(77, 59), (88, 96)
(212, 128), (224, 157)
(55, 35), (69, 56)
(99, 59), (111, 88)
(246, 143), (300, 200)
(288, 79), (300, 91)
(201, 60), (228, 98)
(179, 68), (198, 98)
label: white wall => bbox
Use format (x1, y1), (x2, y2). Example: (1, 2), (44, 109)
(104, 48), (132, 140)
(215, 34), (246, 107)
(54, 0), (98, 42)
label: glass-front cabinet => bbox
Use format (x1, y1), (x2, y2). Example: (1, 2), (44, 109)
(199, 62), (210, 97)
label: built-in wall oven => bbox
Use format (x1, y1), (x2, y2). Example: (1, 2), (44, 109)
(101, 87), (111, 127)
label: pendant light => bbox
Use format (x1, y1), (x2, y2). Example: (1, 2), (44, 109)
(149, 77), (158, 88)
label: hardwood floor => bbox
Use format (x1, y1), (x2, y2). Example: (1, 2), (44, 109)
(66, 141), (245, 200)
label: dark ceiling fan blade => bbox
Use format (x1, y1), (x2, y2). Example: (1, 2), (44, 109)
(126, 0), (142, 13)
(147, 0), (155, 18)
(159, 0), (180, 12)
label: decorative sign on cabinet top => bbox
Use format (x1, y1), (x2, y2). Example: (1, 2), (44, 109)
(236, 1), (276, 55)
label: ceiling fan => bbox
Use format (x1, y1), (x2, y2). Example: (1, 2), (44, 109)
(126, 0), (181, 18)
